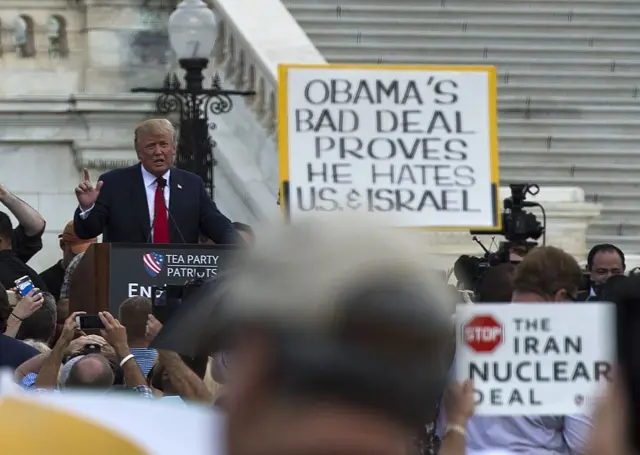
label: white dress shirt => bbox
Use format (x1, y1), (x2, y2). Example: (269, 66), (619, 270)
(78, 167), (171, 238)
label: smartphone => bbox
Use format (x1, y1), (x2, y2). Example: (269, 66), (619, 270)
(76, 314), (104, 330)
(14, 276), (35, 297)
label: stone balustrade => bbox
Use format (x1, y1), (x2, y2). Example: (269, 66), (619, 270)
(210, 0), (325, 136)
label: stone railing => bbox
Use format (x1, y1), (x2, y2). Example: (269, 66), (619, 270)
(210, 0), (325, 136)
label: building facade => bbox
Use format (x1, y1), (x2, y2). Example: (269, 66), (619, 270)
(0, 0), (268, 271)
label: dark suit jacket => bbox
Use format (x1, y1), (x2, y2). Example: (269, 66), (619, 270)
(73, 164), (240, 244)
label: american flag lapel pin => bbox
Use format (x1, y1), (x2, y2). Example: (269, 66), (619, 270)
(177, 184), (182, 189)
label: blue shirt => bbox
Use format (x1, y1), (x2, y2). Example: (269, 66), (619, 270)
(437, 362), (593, 455)
(0, 334), (38, 370)
(130, 348), (157, 377)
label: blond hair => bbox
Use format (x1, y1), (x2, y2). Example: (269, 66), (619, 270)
(22, 339), (51, 353)
(134, 119), (176, 146)
(513, 246), (582, 297)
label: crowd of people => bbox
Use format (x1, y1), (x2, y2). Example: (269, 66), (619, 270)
(0, 117), (635, 455)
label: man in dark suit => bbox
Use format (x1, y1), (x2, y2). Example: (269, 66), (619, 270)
(73, 119), (240, 244)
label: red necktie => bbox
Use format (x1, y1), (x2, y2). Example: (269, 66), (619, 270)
(153, 177), (170, 243)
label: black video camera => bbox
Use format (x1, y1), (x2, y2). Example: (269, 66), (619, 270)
(455, 183), (546, 292)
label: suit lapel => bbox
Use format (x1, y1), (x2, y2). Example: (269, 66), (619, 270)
(168, 169), (185, 243)
(130, 164), (151, 241)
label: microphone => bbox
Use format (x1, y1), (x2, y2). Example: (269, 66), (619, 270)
(158, 177), (187, 243)
(166, 200), (187, 244)
(146, 187), (161, 244)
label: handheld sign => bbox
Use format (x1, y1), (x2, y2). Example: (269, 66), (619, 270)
(278, 64), (500, 229)
(455, 303), (614, 415)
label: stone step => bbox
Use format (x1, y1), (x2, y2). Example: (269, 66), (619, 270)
(499, 118), (640, 135)
(498, 132), (638, 150)
(286, 0), (640, 9)
(586, 234), (640, 252)
(323, 54), (640, 73)
(285, 4), (640, 22)
(500, 149), (640, 166)
(292, 16), (640, 36)
(499, 174), (640, 194)
(315, 41), (640, 61)
(305, 29), (640, 48)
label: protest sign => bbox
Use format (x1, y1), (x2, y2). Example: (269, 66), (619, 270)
(277, 64), (500, 229)
(455, 303), (614, 415)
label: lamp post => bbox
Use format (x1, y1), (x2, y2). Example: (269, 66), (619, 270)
(132, 0), (254, 200)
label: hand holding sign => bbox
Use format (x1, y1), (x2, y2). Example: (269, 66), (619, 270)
(75, 168), (103, 211)
(445, 379), (475, 426)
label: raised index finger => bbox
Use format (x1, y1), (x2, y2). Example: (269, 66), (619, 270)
(82, 168), (91, 183)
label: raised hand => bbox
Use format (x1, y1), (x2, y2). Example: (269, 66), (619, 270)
(145, 314), (163, 341)
(12, 289), (44, 320)
(75, 168), (103, 210)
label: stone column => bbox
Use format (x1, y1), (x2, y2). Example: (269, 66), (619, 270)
(80, 0), (173, 93)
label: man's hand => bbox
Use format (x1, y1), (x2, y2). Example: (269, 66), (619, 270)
(59, 311), (85, 345)
(12, 289), (44, 320)
(65, 334), (108, 357)
(146, 314), (163, 342)
(0, 184), (7, 201)
(444, 379), (475, 426)
(98, 311), (128, 352)
(75, 168), (103, 211)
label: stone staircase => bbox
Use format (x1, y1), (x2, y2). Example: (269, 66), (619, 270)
(282, 0), (640, 252)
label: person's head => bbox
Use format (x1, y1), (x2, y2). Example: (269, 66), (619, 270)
(512, 246), (582, 302)
(65, 354), (114, 389)
(587, 244), (626, 287)
(16, 292), (57, 344)
(220, 217), (453, 455)
(232, 222), (255, 245)
(475, 264), (516, 303)
(134, 119), (176, 177)
(0, 283), (10, 333)
(59, 221), (96, 268)
(118, 296), (152, 346)
(0, 212), (12, 251)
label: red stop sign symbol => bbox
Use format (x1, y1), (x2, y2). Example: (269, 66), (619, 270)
(463, 315), (504, 353)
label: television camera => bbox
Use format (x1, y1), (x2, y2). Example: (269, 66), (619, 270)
(454, 183), (546, 291)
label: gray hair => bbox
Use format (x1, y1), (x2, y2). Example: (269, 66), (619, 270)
(22, 339), (51, 353)
(223, 214), (452, 334)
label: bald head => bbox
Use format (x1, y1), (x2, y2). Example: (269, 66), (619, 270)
(65, 354), (114, 389)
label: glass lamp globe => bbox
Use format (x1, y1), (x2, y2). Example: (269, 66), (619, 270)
(168, 0), (217, 60)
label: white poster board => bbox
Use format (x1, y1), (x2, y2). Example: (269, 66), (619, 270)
(0, 371), (224, 454)
(455, 303), (614, 416)
(278, 64), (500, 229)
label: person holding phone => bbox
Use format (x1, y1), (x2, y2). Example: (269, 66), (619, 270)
(0, 212), (48, 293)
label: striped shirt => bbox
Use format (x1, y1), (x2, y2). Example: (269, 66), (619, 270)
(130, 348), (157, 377)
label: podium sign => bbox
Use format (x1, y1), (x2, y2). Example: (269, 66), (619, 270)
(109, 244), (236, 311)
(69, 243), (237, 316)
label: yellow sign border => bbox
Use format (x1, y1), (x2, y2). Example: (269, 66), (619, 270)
(277, 63), (501, 232)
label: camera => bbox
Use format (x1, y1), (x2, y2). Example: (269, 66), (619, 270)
(454, 183), (546, 292)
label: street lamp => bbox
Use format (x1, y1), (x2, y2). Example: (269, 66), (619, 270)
(132, 0), (255, 200)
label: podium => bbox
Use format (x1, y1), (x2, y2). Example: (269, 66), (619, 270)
(69, 243), (237, 316)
